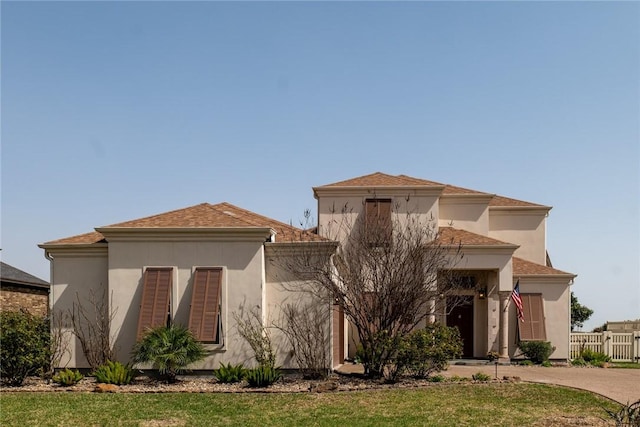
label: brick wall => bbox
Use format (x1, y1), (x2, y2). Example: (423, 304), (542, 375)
(0, 285), (49, 317)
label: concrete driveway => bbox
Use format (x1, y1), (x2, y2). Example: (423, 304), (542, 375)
(336, 363), (640, 404)
(443, 364), (640, 404)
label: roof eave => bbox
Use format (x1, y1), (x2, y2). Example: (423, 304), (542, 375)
(313, 185), (445, 199)
(95, 227), (275, 242)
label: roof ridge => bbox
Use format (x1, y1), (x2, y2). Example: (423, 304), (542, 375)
(212, 202), (301, 231)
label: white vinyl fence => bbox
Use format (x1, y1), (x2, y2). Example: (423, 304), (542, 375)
(570, 331), (640, 362)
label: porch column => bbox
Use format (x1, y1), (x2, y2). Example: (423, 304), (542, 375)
(499, 291), (510, 359)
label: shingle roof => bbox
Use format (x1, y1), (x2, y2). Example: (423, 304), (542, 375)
(43, 203), (327, 245)
(437, 227), (517, 247)
(317, 172), (543, 206)
(513, 257), (575, 277)
(44, 231), (107, 245)
(0, 262), (49, 288)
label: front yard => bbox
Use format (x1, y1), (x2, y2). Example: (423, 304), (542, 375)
(1, 383), (618, 426)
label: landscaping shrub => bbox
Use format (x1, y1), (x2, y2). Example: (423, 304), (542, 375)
(427, 374), (445, 383)
(472, 372), (491, 382)
(132, 324), (205, 383)
(518, 341), (554, 364)
(93, 360), (134, 385)
(571, 357), (587, 366)
(580, 348), (611, 366)
(245, 365), (282, 387)
(213, 362), (247, 384)
(52, 368), (83, 386)
(0, 310), (51, 386)
(394, 323), (462, 380)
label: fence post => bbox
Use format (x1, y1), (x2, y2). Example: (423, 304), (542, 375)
(634, 331), (640, 364)
(602, 331), (612, 358)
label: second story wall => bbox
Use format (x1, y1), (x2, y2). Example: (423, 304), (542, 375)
(488, 208), (548, 265)
(438, 195), (492, 235)
(315, 187), (442, 243)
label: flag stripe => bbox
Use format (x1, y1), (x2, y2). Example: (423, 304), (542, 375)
(511, 280), (525, 322)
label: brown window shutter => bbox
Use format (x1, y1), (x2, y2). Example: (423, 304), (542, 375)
(365, 199), (392, 243)
(137, 267), (172, 340)
(188, 267), (222, 342)
(518, 294), (547, 341)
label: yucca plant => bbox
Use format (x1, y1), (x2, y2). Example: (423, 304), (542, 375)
(245, 365), (282, 388)
(131, 324), (206, 383)
(603, 399), (640, 427)
(93, 360), (134, 385)
(52, 368), (83, 386)
(213, 362), (247, 384)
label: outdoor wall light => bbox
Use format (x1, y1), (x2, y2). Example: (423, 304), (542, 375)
(477, 287), (487, 300)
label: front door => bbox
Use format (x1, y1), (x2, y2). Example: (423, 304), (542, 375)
(447, 296), (474, 358)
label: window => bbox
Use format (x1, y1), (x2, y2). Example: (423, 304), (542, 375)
(188, 267), (222, 343)
(518, 293), (547, 341)
(365, 199), (392, 244)
(137, 267), (173, 339)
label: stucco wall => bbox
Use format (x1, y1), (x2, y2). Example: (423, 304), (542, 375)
(317, 192), (439, 243)
(508, 278), (571, 360)
(488, 210), (547, 265)
(48, 250), (109, 368)
(106, 239), (266, 369)
(438, 198), (490, 235)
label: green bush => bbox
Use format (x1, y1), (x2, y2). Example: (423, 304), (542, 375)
(52, 368), (83, 386)
(519, 360), (534, 366)
(571, 357), (587, 366)
(93, 360), (134, 385)
(580, 348), (611, 365)
(245, 365), (282, 387)
(427, 374), (445, 382)
(541, 360), (552, 367)
(0, 310), (51, 386)
(518, 341), (555, 364)
(132, 324), (205, 383)
(472, 372), (491, 382)
(213, 362), (247, 384)
(395, 323), (463, 379)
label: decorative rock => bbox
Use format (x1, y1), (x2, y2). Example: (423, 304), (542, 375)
(94, 383), (119, 393)
(309, 381), (339, 393)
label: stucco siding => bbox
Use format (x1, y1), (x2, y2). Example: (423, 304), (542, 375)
(106, 239), (265, 369)
(318, 193), (439, 243)
(49, 252), (109, 368)
(489, 211), (547, 265)
(508, 279), (571, 360)
(438, 199), (490, 235)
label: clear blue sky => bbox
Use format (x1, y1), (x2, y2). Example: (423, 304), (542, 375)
(2, 1), (638, 330)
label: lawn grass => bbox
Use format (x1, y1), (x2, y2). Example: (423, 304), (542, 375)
(610, 362), (640, 369)
(0, 383), (618, 426)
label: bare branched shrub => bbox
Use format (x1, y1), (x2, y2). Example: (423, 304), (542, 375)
(277, 302), (330, 379)
(233, 306), (276, 368)
(68, 288), (117, 370)
(46, 310), (71, 378)
(272, 200), (466, 378)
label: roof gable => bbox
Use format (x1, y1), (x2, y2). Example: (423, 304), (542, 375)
(316, 172), (542, 207)
(43, 203), (327, 245)
(513, 257), (575, 277)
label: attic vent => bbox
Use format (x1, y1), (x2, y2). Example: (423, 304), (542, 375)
(223, 211), (237, 217)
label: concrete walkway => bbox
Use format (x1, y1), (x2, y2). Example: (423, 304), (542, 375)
(336, 363), (640, 404)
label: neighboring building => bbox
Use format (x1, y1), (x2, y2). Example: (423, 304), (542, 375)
(40, 172), (576, 369)
(0, 261), (50, 316)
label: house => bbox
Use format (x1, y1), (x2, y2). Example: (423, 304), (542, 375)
(0, 261), (50, 316)
(40, 172), (575, 369)
(314, 173), (576, 362)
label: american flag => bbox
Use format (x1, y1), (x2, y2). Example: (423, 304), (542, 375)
(511, 280), (525, 322)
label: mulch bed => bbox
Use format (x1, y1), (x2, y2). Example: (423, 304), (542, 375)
(0, 372), (515, 394)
